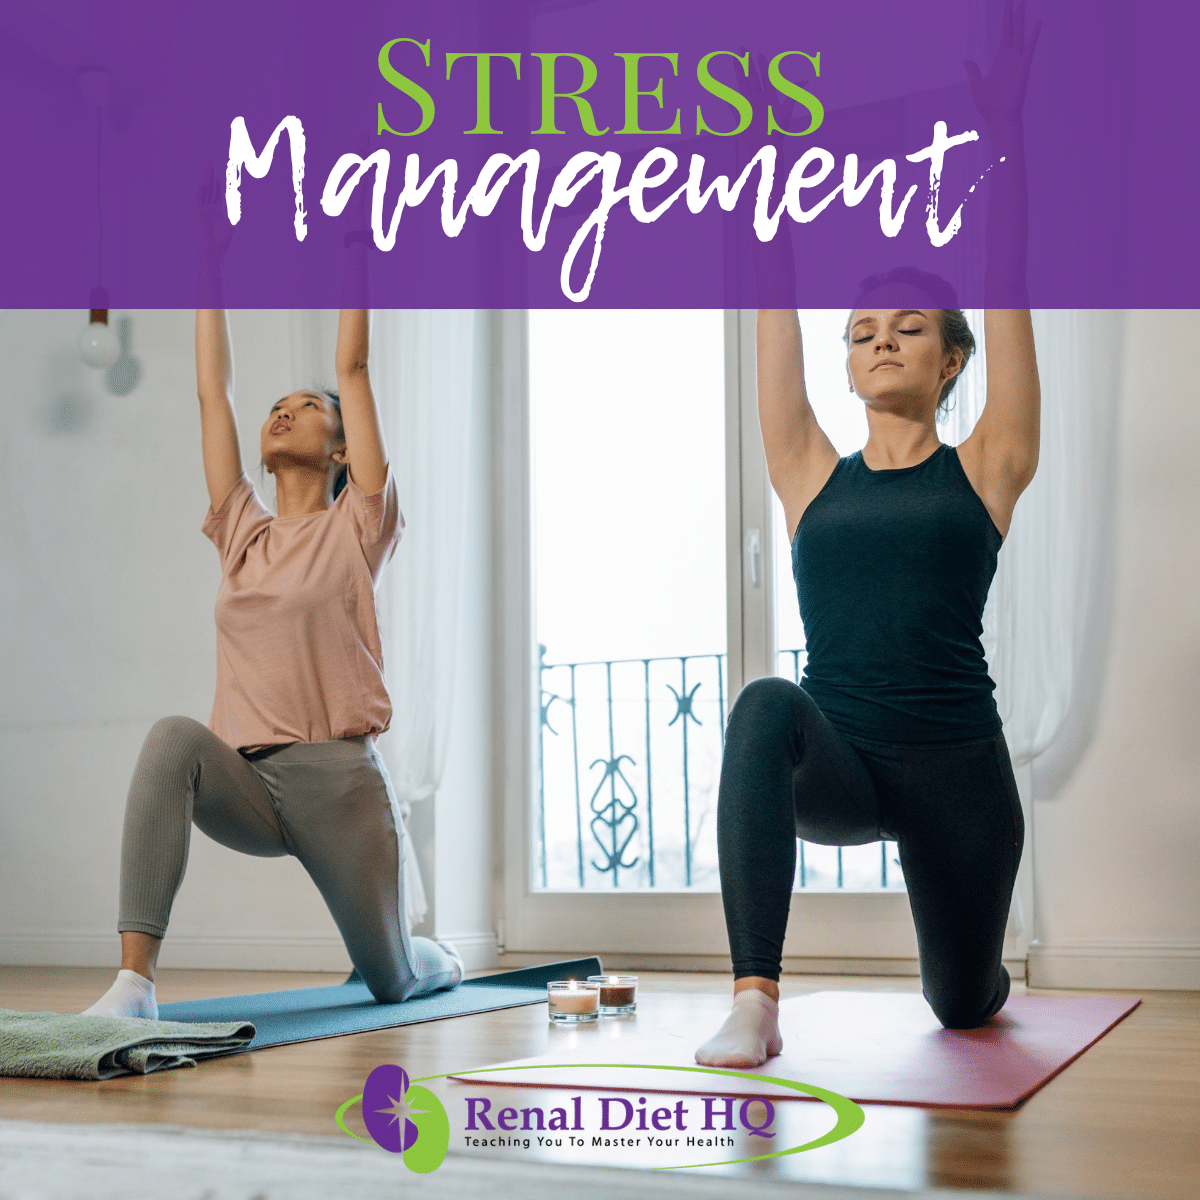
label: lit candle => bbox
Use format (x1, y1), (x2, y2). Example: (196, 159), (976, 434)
(588, 974), (638, 1014)
(547, 979), (600, 1023)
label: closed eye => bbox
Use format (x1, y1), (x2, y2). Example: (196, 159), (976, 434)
(853, 326), (924, 342)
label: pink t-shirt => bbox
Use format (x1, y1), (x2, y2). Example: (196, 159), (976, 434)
(201, 470), (404, 750)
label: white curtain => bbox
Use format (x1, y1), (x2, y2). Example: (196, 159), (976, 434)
(370, 311), (479, 923)
(288, 310), (339, 394)
(941, 311), (1122, 940)
(290, 310), (480, 923)
(944, 310), (1123, 772)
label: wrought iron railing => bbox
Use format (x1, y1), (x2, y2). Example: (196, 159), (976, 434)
(536, 646), (904, 893)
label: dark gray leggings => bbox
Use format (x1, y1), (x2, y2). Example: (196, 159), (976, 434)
(718, 678), (1023, 1029)
(118, 716), (458, 1003)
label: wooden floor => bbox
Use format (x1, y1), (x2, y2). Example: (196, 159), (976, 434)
(1, 966), (1197, 1198)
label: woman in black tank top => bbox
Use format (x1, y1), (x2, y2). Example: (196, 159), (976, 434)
(695, 298), (1041, 1068)
(696, 2), (1043, 1068)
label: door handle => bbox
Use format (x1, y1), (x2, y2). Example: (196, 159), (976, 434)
(744, 527), (761, 589)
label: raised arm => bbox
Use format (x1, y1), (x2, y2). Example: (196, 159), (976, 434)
(195, 310), (244, 511)
(956, 0), (1042, 536)
(335, 306), (388, 497)
(745, 60), (838, 540)
(757, 311), (840, 540)
(334, 165), (389, 497)
(957, 311), (1039, 538)
(194, 163), (243, 511)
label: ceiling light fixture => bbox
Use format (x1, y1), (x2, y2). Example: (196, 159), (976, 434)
(77, 68), (119, 369)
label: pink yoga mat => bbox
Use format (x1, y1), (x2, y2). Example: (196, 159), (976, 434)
(450, 991), (1140, 1109)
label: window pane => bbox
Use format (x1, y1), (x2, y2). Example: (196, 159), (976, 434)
(531, 311), (727, 890)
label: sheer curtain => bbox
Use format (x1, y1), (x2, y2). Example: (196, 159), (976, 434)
(370, 311), (479, 923)
(290, 310), (480, 923)
(943, 310), (1123, 772)
(943, 310), (1123, 938)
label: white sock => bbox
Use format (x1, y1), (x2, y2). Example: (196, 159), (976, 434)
(81, 969), (158, 1020)
(436, 941), (464, 988)
(694, 989), (783, 1068)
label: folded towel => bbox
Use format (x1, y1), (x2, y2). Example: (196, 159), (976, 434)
(0, 1009), (255, 1080)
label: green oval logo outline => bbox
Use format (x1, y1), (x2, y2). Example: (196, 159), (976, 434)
(339, 1062), (864, 1170)
(334, 1093), (373, 1146)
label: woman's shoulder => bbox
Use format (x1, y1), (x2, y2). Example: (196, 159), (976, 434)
(334, 465), (404, 576)
(202, 474), (272, 564)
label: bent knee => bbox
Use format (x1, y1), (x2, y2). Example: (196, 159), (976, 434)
(930, 999), (988, 1030)
(363, 975), (412, 1005)
(134, 717), (222, 793)
(926, 969), (1010, 1030)
(728, 677), (812, 741)
(143, 715), (212, 756)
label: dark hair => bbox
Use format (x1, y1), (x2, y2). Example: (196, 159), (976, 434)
(319, 388), (349, 500)
(843, 267), (975, 419)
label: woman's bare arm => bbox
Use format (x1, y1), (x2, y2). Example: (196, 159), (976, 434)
(334, 303), (388, 496)
(757, 310), (839, 539)
(958, 309), (1040, 536)
(957, 2), (1042, 535)
(195, 309), (244, 511)
(193, 163), (242, 511)
(332, 174), (388, 497)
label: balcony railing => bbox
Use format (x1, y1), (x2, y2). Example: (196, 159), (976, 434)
(536, 647), (904, 893)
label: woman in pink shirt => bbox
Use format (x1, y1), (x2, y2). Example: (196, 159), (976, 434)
(85, 180), (462, 1019)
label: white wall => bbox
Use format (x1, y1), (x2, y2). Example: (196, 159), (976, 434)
(1028, 310), (1200, 989)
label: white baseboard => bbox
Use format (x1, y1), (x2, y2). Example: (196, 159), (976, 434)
(0, 928), (501, 973)
(1027, 939), (1200, 990)
(497, 950), (1027, 982)
(0, 930), (351, 973)
(437, 930), (499, 972)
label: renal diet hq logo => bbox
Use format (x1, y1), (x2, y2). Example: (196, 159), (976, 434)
(336, 1064), (450, 1173)
(337, 1061), (865, 1172)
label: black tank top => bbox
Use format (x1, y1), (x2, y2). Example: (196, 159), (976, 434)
(792, 443), (1002, 742)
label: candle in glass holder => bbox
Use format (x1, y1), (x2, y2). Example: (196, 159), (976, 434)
(588, 974), (638, 1014)
(547, 980), (600, 1023)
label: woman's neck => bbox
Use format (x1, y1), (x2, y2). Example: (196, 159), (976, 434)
(273, 468), (332, 518)
(860, 408), (942, 471)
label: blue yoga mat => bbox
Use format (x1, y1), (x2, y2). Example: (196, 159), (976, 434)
(156, 958), (603, 1050)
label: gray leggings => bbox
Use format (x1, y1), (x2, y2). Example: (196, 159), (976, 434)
(118, 716), (458, 1002)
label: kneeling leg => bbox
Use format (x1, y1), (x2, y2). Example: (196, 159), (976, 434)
(894, 736), (1024, 1029)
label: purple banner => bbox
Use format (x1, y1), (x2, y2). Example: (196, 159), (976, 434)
(1, 0), (1196, 307)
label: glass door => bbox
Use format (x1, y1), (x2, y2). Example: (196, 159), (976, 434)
(530, 309), (728, 893)
(500, 310), (952, 967)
